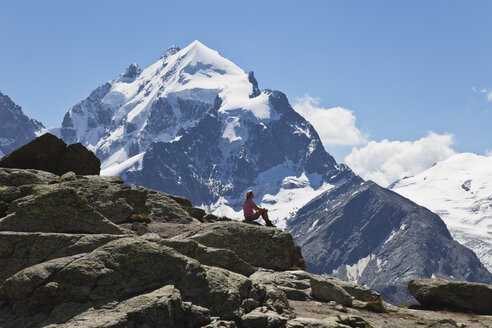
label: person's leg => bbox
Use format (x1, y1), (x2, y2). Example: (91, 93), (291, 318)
(259, 209), (274, 226)
(245, 212), (262, 222)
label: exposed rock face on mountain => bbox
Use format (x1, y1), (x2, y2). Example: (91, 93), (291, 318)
(1, 168), (490, 327)
(288, 178), (492, 305)
(0, 133), (100, 175)
(408, 278), (492, 315)
(0, 91), (45, 158)
(391, 153), (492, 272)
(126, 91), (353, 213)
(58, 40), (354, 226)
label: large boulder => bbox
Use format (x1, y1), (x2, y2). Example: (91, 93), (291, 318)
(0, 133), (100, 175)
(250, 270), (312, 301)
(316, 276), (381, 303)
(175, 221), (306, 271)
(408, 278), (492, 314)
(62, 175), (195, 224)
(240, 308), (288, 328)
(309, 276), (353, 307)
(58, 143), (100, 176)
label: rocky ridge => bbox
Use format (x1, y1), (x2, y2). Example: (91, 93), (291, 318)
(0, 91), (45, 158)
(288, 178), (492, 305)
(0, 167), (491, 328)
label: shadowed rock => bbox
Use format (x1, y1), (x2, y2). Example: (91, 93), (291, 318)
(408, 278), (492, 314)
(0, 133), (100, 175)
(58, 143), (100, 176)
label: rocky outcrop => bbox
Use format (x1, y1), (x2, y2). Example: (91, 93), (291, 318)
(0, 167), (58, 187)
(175, 221), (306, 271)
(0, 168), (196, 235)
(0, 133), (100, 175)
(408, 278), (492, 314)
(46, 285), (211, 328)
(0, 232), (121, 284)
(249, 269), (383, 311)
(0, 238), (252, 319)
(0, 167), (490, 327)
(0, 184), (124, 234)
(0, 236), (293, 326)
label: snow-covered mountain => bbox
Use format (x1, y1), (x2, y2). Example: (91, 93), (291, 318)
(0, 91), (45, 158)
(59, 40), (354, 226)
(7, 41), (491, 304)
(288, 177), (492, 305)
(391, 153), (492, 271)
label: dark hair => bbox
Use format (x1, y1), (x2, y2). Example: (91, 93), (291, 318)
(246, 190), (254, 200)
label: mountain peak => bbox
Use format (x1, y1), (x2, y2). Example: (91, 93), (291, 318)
(187, 40), (210, 51)
(178, 40), (226, 64)
(160, 45), (180, 60)
(0, 91), (45, 157)
(120, 63), (142, 80)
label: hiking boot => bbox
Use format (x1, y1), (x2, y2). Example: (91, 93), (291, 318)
(265, 222), (276, 227)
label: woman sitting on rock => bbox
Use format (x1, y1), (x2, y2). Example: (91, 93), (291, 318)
(243, 190), (275, 227)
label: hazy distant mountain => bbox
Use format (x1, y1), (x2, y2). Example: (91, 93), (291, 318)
(288, 177), (492, 304)
(59, 40), (354, 226)
(391, 153), (492, 271)
(0, 91), (45, 158)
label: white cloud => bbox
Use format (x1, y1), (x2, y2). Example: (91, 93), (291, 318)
(293, 95), (367, 147)
(472, 87), (492, 102)
(345, 132), (456, 187)
(486, 149), (492, 157)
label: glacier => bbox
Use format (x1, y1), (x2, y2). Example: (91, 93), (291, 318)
(391, 152), (492, 271)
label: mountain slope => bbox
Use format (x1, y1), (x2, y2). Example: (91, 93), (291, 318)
(391, 153), (492, 271)
(288, 178), (492, 304)
(126, 90), (353, 210)
(61, 41), (267, 169)
(60, 40), (355, 226)
(0, 91), (45, 157)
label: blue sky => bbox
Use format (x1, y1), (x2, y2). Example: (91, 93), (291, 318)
(1, 1), (492, 177)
